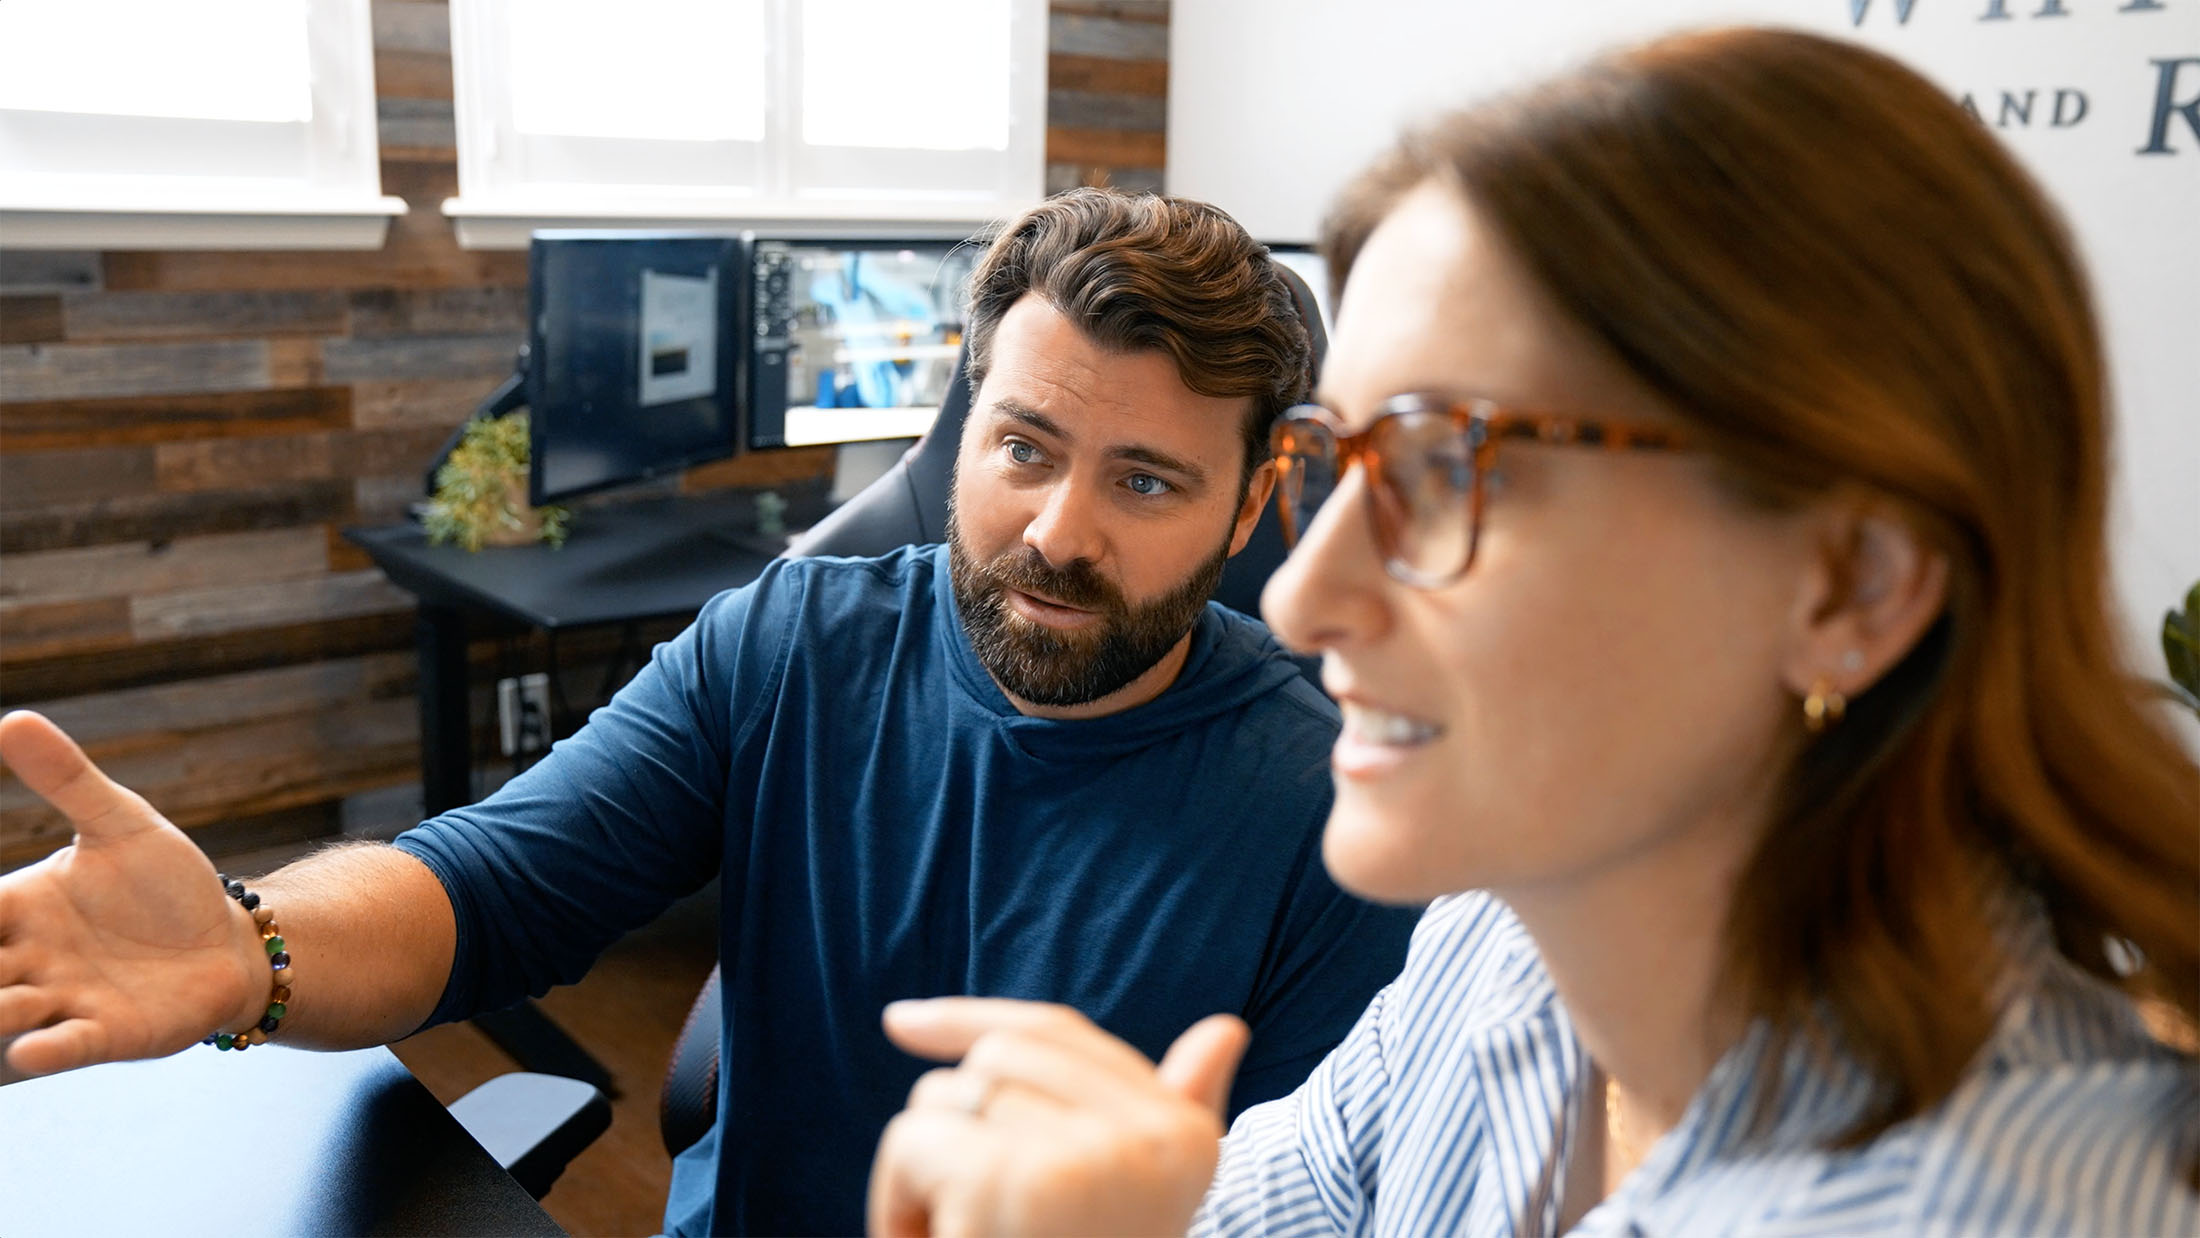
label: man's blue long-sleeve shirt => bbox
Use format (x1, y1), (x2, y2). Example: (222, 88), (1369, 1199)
(394, 544), (1418, 1235)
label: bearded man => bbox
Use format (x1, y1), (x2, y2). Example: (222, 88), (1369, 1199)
(0, 189), (1418, 1237)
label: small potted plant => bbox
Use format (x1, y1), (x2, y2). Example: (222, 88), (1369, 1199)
(423, 412), (571, 551)
(2164, 580), (2200, 719)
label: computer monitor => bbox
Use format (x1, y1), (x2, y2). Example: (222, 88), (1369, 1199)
(527, 231), (743, 507)
(744, 238), (980, 450)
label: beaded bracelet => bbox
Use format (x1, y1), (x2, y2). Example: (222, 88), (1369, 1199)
(200, 873), (294, 1052)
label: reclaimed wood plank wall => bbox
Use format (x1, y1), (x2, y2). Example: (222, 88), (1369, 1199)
(0, 0), (1171, 870)
(1048, 1), (1171, 194)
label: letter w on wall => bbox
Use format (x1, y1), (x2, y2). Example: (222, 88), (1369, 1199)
(1850, 0), (1923, 25)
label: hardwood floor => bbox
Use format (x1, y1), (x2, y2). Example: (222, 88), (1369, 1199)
(390, 885), (721, 1237)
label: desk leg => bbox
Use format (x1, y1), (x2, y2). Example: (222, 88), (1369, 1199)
(416, 604), (473, 818)
(414, 606), (617, 1094)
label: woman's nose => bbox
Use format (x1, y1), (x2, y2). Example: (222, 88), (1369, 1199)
(1261, 467), (1391, 654)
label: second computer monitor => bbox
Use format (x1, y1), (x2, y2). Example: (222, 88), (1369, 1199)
(528, 231), (744, 506)
(745, 239), (981, 450)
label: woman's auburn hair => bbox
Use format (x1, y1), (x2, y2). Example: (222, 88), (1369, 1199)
(1322, 26), (2198, 1147)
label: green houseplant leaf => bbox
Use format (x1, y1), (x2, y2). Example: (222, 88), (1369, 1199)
(2164, 580), (2200, 717)
(423, 413), (570, 552)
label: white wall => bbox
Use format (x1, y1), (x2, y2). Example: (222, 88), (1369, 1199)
(1171, 0), (2199, 668)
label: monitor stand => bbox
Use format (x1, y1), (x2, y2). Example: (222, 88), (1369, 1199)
(831, 437), (917, 504)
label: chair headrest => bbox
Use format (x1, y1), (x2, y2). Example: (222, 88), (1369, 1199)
(1269, 259), (1328, 381)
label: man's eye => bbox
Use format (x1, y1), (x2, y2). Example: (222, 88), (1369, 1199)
(1006, 440), (1040, 465)
(1125, 473), (1172, 497)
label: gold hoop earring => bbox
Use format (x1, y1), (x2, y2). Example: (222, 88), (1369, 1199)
(1803, 678), (1847, 733)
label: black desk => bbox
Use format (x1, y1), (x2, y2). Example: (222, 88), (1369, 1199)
(345, 492), (780, 817)
(0, 1045), (561, 1236)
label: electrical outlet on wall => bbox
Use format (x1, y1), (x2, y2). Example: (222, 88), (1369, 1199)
(497, 673), (552, 756)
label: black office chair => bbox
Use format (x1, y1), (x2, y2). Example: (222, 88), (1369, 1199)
(455, 258), (1332, 1185)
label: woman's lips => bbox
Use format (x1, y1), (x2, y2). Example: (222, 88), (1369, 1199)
(1333, 699), (1444, 779)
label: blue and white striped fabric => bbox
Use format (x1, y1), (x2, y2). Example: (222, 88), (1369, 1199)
(1194, 893), (2200, 1236)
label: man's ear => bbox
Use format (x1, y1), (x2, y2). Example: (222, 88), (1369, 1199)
(1779, 500), (1949, 704)
(1227, 459), (1278, 558)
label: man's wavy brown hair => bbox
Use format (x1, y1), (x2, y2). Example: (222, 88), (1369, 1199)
(1323, 27), (2199, 1153)
(964, 187), (1313, 486)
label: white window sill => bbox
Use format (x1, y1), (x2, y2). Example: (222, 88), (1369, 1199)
(0, 198), (410, 250)
(441, 195), (1028, 250)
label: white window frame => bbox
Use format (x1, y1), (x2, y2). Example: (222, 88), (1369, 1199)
(441, 0), (1047, 249)
(0, 0), (405, 250)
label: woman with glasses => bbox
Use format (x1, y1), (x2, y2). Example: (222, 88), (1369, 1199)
(869, 26), (2199, 1236)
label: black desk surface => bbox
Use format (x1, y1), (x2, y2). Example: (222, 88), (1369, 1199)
(0, 1044), (562, 1237)
(344, 491), (784, 631)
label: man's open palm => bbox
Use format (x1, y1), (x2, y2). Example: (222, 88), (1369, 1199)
(0, 710), (259, 1078)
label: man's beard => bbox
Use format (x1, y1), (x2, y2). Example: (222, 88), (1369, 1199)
(948, 509), (1231, 708)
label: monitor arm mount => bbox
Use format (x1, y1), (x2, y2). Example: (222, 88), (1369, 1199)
(422, 342), (531, 497)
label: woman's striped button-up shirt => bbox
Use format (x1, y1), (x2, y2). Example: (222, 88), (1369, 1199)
(1196, 892), (2198, 1236)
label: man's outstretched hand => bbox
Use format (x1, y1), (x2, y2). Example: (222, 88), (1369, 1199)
(0, 710), (264, 1079)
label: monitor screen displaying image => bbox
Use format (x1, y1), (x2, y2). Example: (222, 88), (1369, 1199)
(528, 232), (743, 506)
(746, 239), (980, 449)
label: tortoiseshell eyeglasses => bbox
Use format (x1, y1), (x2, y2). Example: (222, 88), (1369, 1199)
(1270, 393), (1692, 588)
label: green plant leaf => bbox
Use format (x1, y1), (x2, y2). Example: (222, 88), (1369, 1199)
(423, 412), (571, 552)
(2165, 581), (2200, 697)
(2161, 579), (2200, 720)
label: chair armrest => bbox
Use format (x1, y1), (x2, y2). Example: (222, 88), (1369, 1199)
(448, 1071), (612, 1200)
